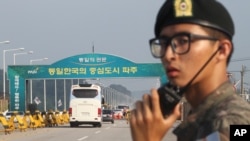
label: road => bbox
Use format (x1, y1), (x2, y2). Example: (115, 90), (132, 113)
(0, 120), (178, 141)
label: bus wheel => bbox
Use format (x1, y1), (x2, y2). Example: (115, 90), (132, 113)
(93, 123), (102, 127)
(98, 123), (102, 127)
(70, 123), (78, 127)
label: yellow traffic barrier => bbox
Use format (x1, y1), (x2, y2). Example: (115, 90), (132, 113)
(22, 116), (29, 129)
(23, 111), (37, 130)
(15, 115), (27, 132)
(32, 110), (45, 128)
(8, 116), (16, 131)
(8, 111), (27, 132)
(28, 115), (37, 129)
(0, 112), (13, 134)
(46, 110), (61, 127)
(45, 110), (54, 127)
(55, 111), (63, 125)
(44, 112), (51, 127)
(51, 111), (58, 126)
(62, 110), (69, 124)
(41, 111), (49, 127)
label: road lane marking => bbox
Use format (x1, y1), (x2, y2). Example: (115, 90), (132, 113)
(95, 130), (101, 134)
(105, 127), (110, 130)
(77, 136), (88, 140)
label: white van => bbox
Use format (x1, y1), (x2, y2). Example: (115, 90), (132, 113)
(69, 84), (102, 127)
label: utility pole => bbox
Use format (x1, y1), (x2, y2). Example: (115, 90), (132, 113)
(240, 65), (246, 94)
(92, 42), (95, 54)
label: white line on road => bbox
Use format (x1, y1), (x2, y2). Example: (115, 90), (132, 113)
(105, 127), (110, 130)
(77, 136), (88, 141)
(95, 130), (101, 134)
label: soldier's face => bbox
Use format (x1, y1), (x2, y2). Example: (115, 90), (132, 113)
(159, 24), (218, 87)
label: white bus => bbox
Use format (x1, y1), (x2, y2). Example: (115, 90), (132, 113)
(69, 84), (102, 127)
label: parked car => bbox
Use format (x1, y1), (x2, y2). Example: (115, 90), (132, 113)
(113, 109), (123, 119)
(102, 109), (114, 124)
(5, 111), (25, 122)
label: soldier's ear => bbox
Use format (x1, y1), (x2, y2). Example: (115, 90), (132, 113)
(217, 40), (232, 61)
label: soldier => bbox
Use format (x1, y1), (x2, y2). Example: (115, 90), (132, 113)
(129, 0), (250, 141)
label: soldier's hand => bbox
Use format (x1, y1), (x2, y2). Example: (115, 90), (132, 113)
(129, 88), (181, 141)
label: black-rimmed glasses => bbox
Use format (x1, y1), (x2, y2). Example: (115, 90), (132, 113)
(149, 32), (218, 58)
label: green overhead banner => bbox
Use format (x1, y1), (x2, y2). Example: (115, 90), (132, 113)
(8, 53), (166, 111)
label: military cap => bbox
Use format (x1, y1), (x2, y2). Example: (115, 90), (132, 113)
(155, 0), (234, 40)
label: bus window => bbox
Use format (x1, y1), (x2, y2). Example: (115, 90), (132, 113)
(72, 89), (97, 98)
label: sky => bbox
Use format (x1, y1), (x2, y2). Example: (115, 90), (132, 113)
(0, 0), (250, 91)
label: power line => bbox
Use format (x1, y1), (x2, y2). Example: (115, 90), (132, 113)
(228, 66), (250, 72)
(231, 57), (250, 62)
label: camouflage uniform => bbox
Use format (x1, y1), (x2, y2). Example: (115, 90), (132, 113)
(173, 81), (250, 141)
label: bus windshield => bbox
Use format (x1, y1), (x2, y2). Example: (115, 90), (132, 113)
(73, 89), (98, 98)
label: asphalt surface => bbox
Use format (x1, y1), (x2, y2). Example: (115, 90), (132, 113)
(0, 120), (179, 141)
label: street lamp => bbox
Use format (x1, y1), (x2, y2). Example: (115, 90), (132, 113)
(29, 57), (48, 103)
(13, 51), (34, 65)
(29, 57), (48, 65)
(3, 48), (25, 100)
(0, 40), (10, 44)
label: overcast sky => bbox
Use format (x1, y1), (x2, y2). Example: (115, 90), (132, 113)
(0, 0), (249, 91)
